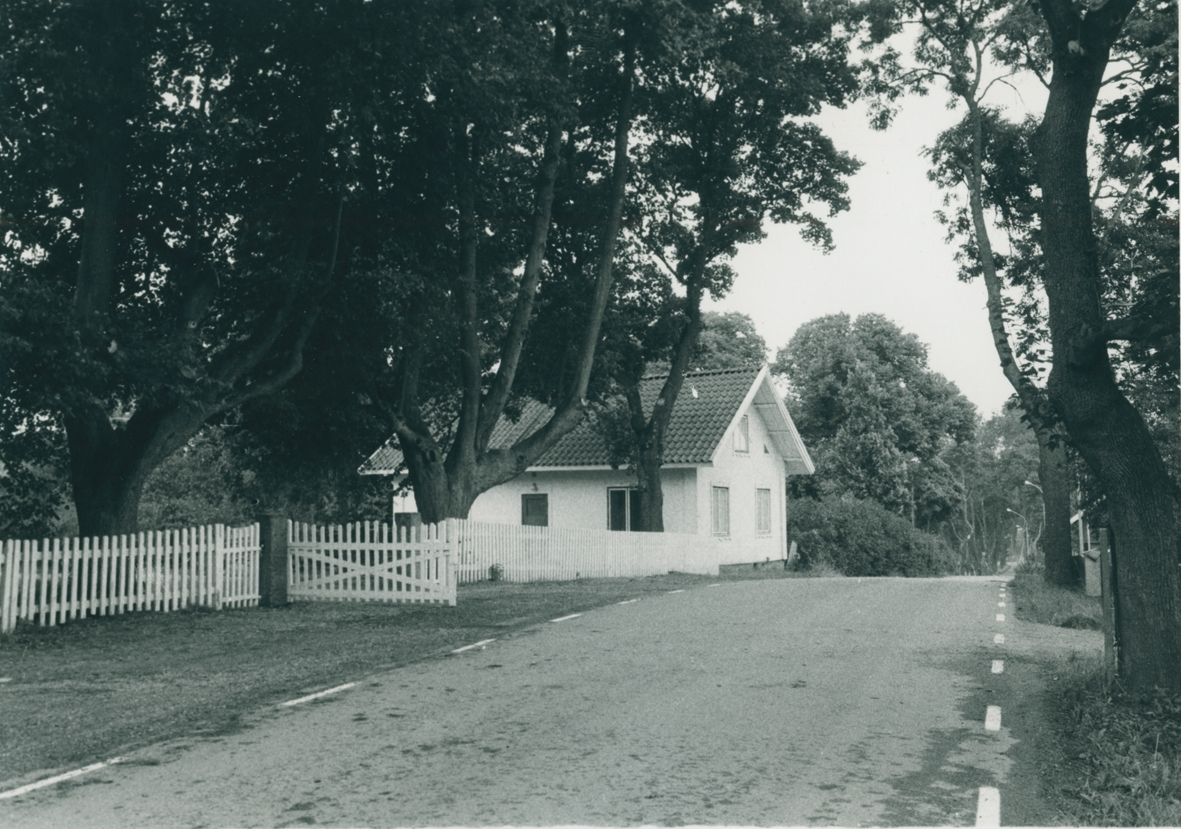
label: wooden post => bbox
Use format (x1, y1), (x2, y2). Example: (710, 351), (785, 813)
(257, 513), (289, 607)
(1099, 528), (1118, 685)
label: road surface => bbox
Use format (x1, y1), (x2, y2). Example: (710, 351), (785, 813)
(2, 575), (1091, 826)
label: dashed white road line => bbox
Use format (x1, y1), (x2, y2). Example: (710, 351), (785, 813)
(998, 601), (1006, 607)
(667, 589), (685, 594)
(975, 786), (1001, 827)
(0, 758), (124, 801)
(617, 598), (639, 605)
(996, 613), (1005, 622)
(451, 638), (497, 654)
(550, 613), (582, 623)
(278, 682), (357, 708)
(991, 660), (1004, 674)
(994, 633), (1005, 644)
(985, 705), (1002, 731)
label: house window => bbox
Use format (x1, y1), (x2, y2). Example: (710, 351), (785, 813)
(734, 415), (750, 453)
(756, 488), (772, 536)
(711, 486), (730, 536)
(608, 487), (643, 531)
(521, 493), (548, 527)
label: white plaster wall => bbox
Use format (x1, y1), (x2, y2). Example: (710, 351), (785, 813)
(467, 467), (698, 533)
(700, 404), (788, 564)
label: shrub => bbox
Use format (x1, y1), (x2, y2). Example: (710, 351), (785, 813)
(788, 495), (953, 577)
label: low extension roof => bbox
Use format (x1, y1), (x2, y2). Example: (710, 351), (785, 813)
(359, 365), (813, 476)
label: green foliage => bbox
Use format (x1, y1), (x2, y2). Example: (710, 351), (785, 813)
(690, 312), (768, 370)
(775, 313), (977, 528)
(788, 495), (954, 577)
(1055, 656), (1181, 826)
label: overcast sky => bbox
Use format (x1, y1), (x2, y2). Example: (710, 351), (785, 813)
(708, 83), (1049, 420)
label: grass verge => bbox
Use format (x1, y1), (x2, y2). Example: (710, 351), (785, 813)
(1010, 565), (1102, 629)
(1050, 654), (1181, 826)
(1011, 566), (1181, 825)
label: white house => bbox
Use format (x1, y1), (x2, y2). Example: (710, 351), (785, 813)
(360, 365), (814, 565)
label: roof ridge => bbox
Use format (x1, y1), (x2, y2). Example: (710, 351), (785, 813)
(641, 365), (763, 381)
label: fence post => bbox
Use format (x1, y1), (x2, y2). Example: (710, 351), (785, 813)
(1, 539), (13, 634)
(1099, 527), (1118, 686)
(257, 513), (289, 607)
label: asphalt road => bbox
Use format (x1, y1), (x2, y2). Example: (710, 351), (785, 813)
(2, 575), (1083, 827)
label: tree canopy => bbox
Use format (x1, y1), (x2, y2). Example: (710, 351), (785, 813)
(775, 313), (977, 528)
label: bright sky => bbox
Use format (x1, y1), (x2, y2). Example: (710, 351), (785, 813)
(709, 84), (1048, 420)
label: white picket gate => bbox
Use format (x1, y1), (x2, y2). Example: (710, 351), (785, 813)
(452, 519), (720, 584)
(0, 523), (260, 634)
(287, 520), (456, 606)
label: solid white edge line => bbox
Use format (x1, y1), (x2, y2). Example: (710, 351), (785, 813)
(976, 786), (1001, 827)
(550, 613), (582, 623)
(451, 638), (496, 654)
(996, 613), (1006, 622)
(278, 682), (357, 708)
(985, 705), (1002, 731)
(992, 660), (1004, 674)
(994, 633), (1005, 644)
(0, 758), (123, 800)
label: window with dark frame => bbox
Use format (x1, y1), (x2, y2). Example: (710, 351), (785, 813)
(521, 493), (549, 527)
(608, 487), (643, 531)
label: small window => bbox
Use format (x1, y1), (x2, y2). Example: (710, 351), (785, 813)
(757, 488), (772, 536)
(734, 415), (750, 453)
(521, 494), (548, 527)
(608, 487), (643, 531)
(711, 486), (730, 536)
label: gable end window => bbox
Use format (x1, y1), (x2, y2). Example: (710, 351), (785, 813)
(756, 488), (772, 536)
(734, 414), (750, 453)
(521, 493), (548, 527)
(711, 486), (730, 536)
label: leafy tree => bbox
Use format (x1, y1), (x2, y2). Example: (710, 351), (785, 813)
(608, 0), (861, 531)
(1022, 0), (1180, 693)
(370, 1), (643, 523)
(0, 0), (412, 535)
(774, 313), (977, 529)
(944, 403), (1050, 574)
(690, 312), (769, 370)
(862, 0), (1078, 586)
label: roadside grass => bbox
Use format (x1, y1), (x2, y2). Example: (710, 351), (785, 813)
(1010, 563), (1102, 630)
(1012, 564), (1181, 825)
(1051, 654), (1181, 826)
(0, 568), (787, 788)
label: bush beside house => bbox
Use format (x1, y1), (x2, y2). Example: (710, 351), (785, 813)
(789, 496), (953, 577)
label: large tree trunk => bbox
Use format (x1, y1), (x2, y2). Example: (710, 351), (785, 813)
(628, 283), (707, 533)
(1034, 430), (1078, 586)
(395, 22), (636, 521)
(65, 404), (209, 537)
(964, 99), (1078, 587)
(1034, 0), (1181, 694)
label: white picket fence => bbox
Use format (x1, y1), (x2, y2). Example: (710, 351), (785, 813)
(452, 519), (720, 584)
(0, 524), (260, 634)
(287, 520), (456, 606)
